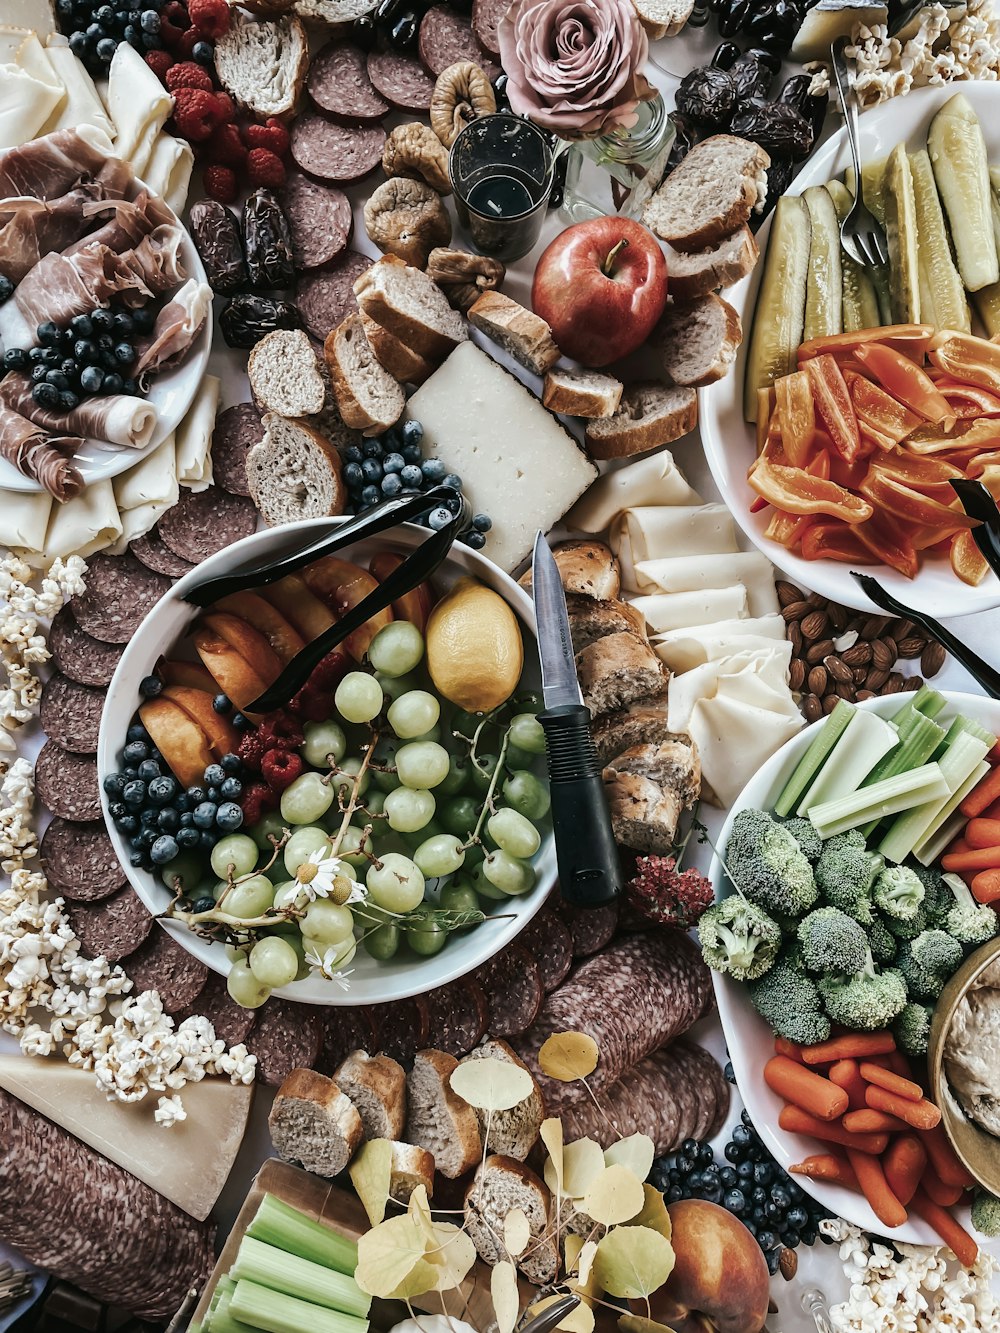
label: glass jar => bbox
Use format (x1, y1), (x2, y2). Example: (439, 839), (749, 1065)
(559, 93), (676, 223)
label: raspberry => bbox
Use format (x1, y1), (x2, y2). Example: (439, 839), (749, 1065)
(213, 91), (236, 123)
(237, 728), (267, 772)
(203, 164), (238, 203)
(244, 118), (290, 158)
(261, 749), (305, 791)
(188, 0), (230, 38)
(205, 121), (246, 167)
(289, 685), (329, 724)
(247, 147), (286, 188)
(309, 649), (350, 693)
(159, 15), (189, 50)
(145, 49), (175, 81)
(177, 26), (205, 58)
(240, 780), (277, 827)
(165, 60), (213, 91)
(172, 86), (224, 141)
(257, 714), (304, 752)
(162, 1), (190, 22)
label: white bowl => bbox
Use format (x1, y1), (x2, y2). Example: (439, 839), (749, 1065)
(97, 518), (557, 1006)
(699, 83), (1000, 618)
(711, 689), (1000, 1242)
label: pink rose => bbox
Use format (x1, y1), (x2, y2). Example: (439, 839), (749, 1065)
(498, 0), (655, 137)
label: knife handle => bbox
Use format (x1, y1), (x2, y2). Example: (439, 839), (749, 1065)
(538, 703), (623, 909)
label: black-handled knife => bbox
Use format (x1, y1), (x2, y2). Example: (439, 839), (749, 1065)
(531, 531), (623, 908)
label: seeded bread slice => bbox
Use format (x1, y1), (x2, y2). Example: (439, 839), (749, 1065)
(661, 225), (759, 300)
(576, 630), (667, 718)
(643, 134), (770, 251)
(389, 1141), (435, 1203)
(213, 10), (308, 120)
(334, 1050), (406, 1140)
(607, 735), (701, 807)
(246, 413), (347, 526)
(467, 292), (560, 377)
(248, 329), (326, 417)
(653, 293), (743, 388)
(406, 1048), (482, 1179)
(591, 697), (671, 766)
(567, 594), (646, 654)
(630, 0), (694, 39)
(360, 309), (435, 384)
(519, 539), (620, 600)
(543, 367), (623, 418)
(268, 1068), (364, 1176)
(460, 1040), (545, 1162)
(354, 254), (467, 362)
(465, 1155), (558, 1284)
(293, 0), (377, 25)
(603, 769), (684, 854)
(325, 311), (405, 436)
(585, 382), (698, 460)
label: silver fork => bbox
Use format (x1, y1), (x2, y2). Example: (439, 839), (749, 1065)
(830, 37), (889, 270)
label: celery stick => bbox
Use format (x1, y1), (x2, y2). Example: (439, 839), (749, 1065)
(774, 698), (855, 817)
(879, 733), (990, 863)
(231, 1238), (370, 1317)
(809, 763), (949, 839)
(907, 685), (946, 719)
(230, 1279), (368, 1333)
(208, 1287), (258, 1333)
(247, 1196), (358, 1274)
(914, 759), (990, 863)
(858, 711), (947, 835)
(915, 809), (971, 867)
(795, 710), (899, 817)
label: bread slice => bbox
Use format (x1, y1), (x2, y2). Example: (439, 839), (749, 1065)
(460, 1040), (544, 1162)
(576, 630), (666, 718)
(389, 1141), (435, 1203)
(591, 697), (671, 766)
(519, 539), (620, 600)
(247, 413), (347, 526)
(630, 0), (693, 39)
(213, 10), (308, 120)
(603, 769), (683, 854)
(325, 311), (405, 436)
(354, 255), (466, 362)
(661, 226), (759, 301)
(248, 329), (326, 417)
(607, 735), (701, 807)
(292, 0), (377, 24)
(464, 1155), (558, 1284)
(643, 134), (770, 251)
(467, 292), (560, 377)
(267, 1068), (364, 1177)
(360, 309), (435, 385)
(654, 293), (742, 388)
(567, 594), (646, 654)
(406, 1048), (482, 1179)
(585, 382), (698, 460)
(334, 1050), (406, 1140)
(543, 367), (623, 418)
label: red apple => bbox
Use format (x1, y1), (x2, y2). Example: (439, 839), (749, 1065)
(647, 1200), (770, 1333)
(532, 217), (667, 367)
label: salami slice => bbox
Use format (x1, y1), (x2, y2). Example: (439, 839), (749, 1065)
(424, 978), (489, 1057)
(560, 1045), (686, 1156)
(477, 945), (543, 1039)
(158, 486), (257, 564)
(40, 818), (124, 902)
(668, 1042), (708, 1139)
(363, 996), (430, 1064)
(130, 527), (197, 578)
(40, 673), (105, 754)
(366, 50), (436, 112)
(66, 887), (154, 963)
(247, 999), (323, 1087)
(210, 403), (264, 498)
(175, 970), (257, 1048)
(35, 742), (102, 822)
(418, 6), (500, 77)
(514, 908), (573, 992)
(471, 0), (504, 55)
(49, 606), (124, 688)
(295, 251), (372, 343)
(282, 171), (353, 272)
(555, 899), (620, 957)
(70, 552), (172, 645)
(307, 43), (389, 122)
(123, 928), (209, 1014)
(674, 1041), (728, 1139)
(315, 1005), (377, 1076)
(290, 114), (385, 185)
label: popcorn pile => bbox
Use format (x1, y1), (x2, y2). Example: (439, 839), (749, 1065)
(847, 0), (1000, 106)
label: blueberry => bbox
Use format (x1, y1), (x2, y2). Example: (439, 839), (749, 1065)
(95, 34), (117, 58)
(360, 484), (381, 508)
(732, 1125), (752, 1147)
(666, 1185), (684, 1203)
(472, 513), (492, 532)
(137, 759), (161, 781)
(70, 313), (95, 338)
(150, 834), (179, 865)
(383, 451), (405, 474)
(127, 727), (150, 749)
(204, 763), (226, 787)
(192, 895), (216, 914)
(427, 506), (452, 531)
(198, 829), (217, 851)
(801, 1226), (818, 1246)
(464, 531), (486, 550)
(232, 712), (250, 730)
(147, 775), (177, 805)
(757, 1230), (779, 1252)
(207, 786), (221, 803)
(103, 371), (124, 394)
(123, 779), (147, 807)
(37, 321), (60, 346)
(177, 826), (199, 849)
(121, 377), (138, 395)
(69, 30), (91, 55)
(129, 849), (146, 868)
(362, 437), (383, 457)
(104, 772), (126, 797)
(123, 739), (149, 765)
(157, 808), (179, 832)
(216, 801), (244, 831)
(112, 342), (134, 367)
(1, 348), (27, 375)
(122, 23), (139, 42)
(138, 674), (163, 699)
(193, 801), (217, 829)
(719, 1166), (738, 1189)
(381, 473), (403, 497)
(400, 464), (422, 487)
(212, 694), (232, 714)
(753, 1161), (773, 1186)
(140, 808), (159, 828)
(220, 776), (243, 800)
(403, 419), (423, 446)
(117, 813), (139, 834)
(32, 382), (60, 409)
(343, 462), (363, 488)
(361, 457), (383, 483)
(186, 785), (207, 804)
(221, 753), (242, 775)
(131, 305), (155, 334)
(765, 1249), (781, 1276)
(108, 802), (127, 824)
(786, 1206), (809, 1231)
(421, 457), (445, 481)
(442, 472), (462, 491)
(737, 1161), (754, 1182)
(138, 827), (158, 849)
(58, 389), (80, 411)
(443, 495), (461, 513)
(780, 1228), (800, 1248)
(192, 39), (214, 62)
(139, 7), (159, 30)
(724, 1188), (746, 1215)
(174, 793), (193, 814)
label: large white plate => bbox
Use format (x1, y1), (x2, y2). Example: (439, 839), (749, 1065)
(711, 689), (1000, 1242)
(700, 83), (1000, 619)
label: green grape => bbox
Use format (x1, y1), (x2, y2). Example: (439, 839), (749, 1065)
(301, 898), (355, 945)
(509, 712), (547, 754)
(463, 841), (486, 872)
(301, 720), (347, 768)
(283, 825), (331, 876)
(375, 670), (421, 704)
(364, 920), (401, 960)
(369, 621), (424, 676)
(366, 853), (425, 912)
(441, 794), (479, 839)
(160, 849), (204, 895)
(467, 859), (507, 900)
(222, 874), (275, 917)
(439, 879), (480, 920)
(413, 833), (466, 878)
(387, 689), (441, 740)
(487, 808), (541, 859)
(250, 809), (287, 853)
(302, 933), (357, 970)
(395, 740), (450, 789)
(249, 935), (299, 988)
(384, 786), (436, 833)
(329, 756), (371, 801)
(224, 941), (247, 963)
(470, 752), (500, 794)
(435, 755), (471, 798)
(273, 927), (313, 981)
(371, 736), (402, 794)
(335, 671), (384, 723)
(405, 908), (448, 956)
(504, 743), (535, 771)
(412, 724), (442, 744)
(339, 824), (373, 871)
(503, 770), (551, 821)
(227, 957), (272, 1008)
(483, 849), (536, 896)
(212, 880), (230, 901)
(270, 880), (298, 910)
(451, 708), (491, 740)
(210, 834), (259, 881)
(281, 772), (334, 824)
(404, 817), (444, 847)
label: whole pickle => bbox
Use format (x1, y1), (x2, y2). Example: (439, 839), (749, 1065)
(751, 154), (794, 230)
(675, 65), (738, 129)
(710, 40), (741, 69)
(730, 49), (775, 100)
(219, 295), (300, 348)
(730, 98), (814, 159)
(242, 189), (296, 291)
(188, 200), (247, 295)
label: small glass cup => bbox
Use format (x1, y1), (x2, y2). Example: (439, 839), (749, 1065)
(449, 113), (556, 263)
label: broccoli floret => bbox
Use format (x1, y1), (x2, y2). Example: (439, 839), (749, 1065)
(941, 872), (997, 947)
(972, 1190), (1000, 1238)
(797, 906), (869, 975)
(868, 917), (899, 966)
(748, 960), (831, 1045)
(815, 832), (884, 926)
(885, 905), (929, 942)
(818, 947), (908, 1030)
(912, 863), (951, 927)
(723, 808), (818, 920)
(896, 929), (963, 1000)
(873, 865), (926, 922)
(698, 896), (782, 982)
(782, 817), (823, 863)
(893, 1001), (933, 1057)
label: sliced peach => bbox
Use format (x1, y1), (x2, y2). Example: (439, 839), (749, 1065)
(139, 697), (214, 790)
(259, 575), (336, 641)
(201, 612), (282, 686)
(193, 625), (268, 716)
(157, 657), (217, 693)
(369, 550), (436, 634)
(302, 556), (392, 661)
(162, 686), (239, 758)
(216, 592), (306, 665)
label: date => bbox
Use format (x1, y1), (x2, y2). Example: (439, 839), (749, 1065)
(188, 200), (247, 296)
(242, 189), (295, 292)
(219, 295), (300, 348)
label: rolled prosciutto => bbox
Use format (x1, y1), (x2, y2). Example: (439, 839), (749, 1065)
(61, 190), (175, 259)
(0, 402), (83, 501)
(0, 125), (117, 202)
(14, 240), (152, 328)
(134, 279), (211, 374)
(0, 182), (106, 283)
(0, 374), (156, 449)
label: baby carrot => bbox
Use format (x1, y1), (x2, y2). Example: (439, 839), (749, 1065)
(829, 1058), (868, 1110)
(774, 1036), (804, 1062)
(843, 1109), (910, 1134)
(960, 765), (1000, 818)
(883, 1135), (926, 1207)
(865, 1084), (941, 1130)
(887, 1051), (914, 1081)
(963, 818), (1000, 850)
(789, 1153), (859, 1189)
(942, 844), (1000, 873)
(847, 1149), (908, 1229)
(765, 1056), (849, 1121)
(911, 1190), (978, 1267)
(779, 1104), (889, 1154)
(860, 1061), (924, 1102)
(923, 1167), (964, 1208)
(971, 867), (1000, 904)
(921, 1123), (976, 1189)
(981, 797), (1000, 821)
(800, 1032), (896, 1065)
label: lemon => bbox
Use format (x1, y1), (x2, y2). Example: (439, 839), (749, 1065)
(426, 577), (524, 713)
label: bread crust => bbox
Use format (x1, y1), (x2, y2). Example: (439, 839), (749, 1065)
(655, 292), (743, 389)
(214, 11), (309, 121)
(354, 255), (466, 362)
(664, 225), (759, 301)
(467, 291), (560, 376)
(360, 309), (435, 384)
(335, 1050), (407, 1139)
(268, 1069), (364, 1176)
(406, 1048), (482, 1179)
(542, 368), (623, 418)
(585, 384), (698, 460)
(325, 311), (405, 434)
(643, 135), (770, 251)
(248, 413), (347, 525)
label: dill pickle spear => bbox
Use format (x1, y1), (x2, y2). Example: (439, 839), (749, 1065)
(909, 148), (970, 332)
(978, 171), (1000, 335)
(826, 180), (880, 332)
(883, 143), (921, 324)
(743, 193), (811, 423)
(802, 185), (843, 341)
(844, 158), (887, 227)
(928, 92), (999, 293)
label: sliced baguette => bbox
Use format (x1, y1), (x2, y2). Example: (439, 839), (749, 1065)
(467, 291), (560, 376)
(661, 226), (759, 300)
(293, 0), (377, 24)
(459, 1040), (544, 1161)
(334, 1050), (406, 1140)
(464, 1155), (558, 1283)
(630, 0), (694, 39)
(213, 10), (308, 120)
(542, 367), (623, 418)
(246, 412), (347, 526)
(591, 697), (672, 766)
(585, 382), (698, 460)
(654, 293), (742, 388)
(325, 311), (406, 436)
(354, 254), (467, 362)
(389, 1141), (435, 1203)
(267, 1068), (363, 1176)
(360, 309), (435, 384)
(576, 630), (667, 718)
(518, 539), (620, 600)
(406, 1048), (482, 1179)
(567, 594), (646, 654)
(643, 134), (770, 251)
(248, 329), (326, 417)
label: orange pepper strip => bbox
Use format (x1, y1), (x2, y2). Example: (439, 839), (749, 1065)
(748, 455), (874, 524)
(952, 530), (990, 586)
(847, 370), (923, 443)
(853, 342), (956, 426)
(804, 354), (862, 462)
(873, 450), (965, 491)
(860, 468), (976, 530)
(775, 370), (816, 467)
(801, 522), (878, 564)
(929, 330), (1000, 395)
(904, 417), (1000, 456)
(934, 379), (1000, 417)
(854, 514), (919, 579)
(798, 324), (935, 362)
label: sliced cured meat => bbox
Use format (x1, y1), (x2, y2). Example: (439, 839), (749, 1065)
(282, 172), (353, 272)
(35, 742), (102, 822)
(49, 606), (124, 688)
(158, 486), (257, 564)
(554, 899), (620, 958)
(290, 114), (385, 186)
(130, 526), (196, 578)
(363, 996), (430, 1064)
(70, 552), (172, 645)
(476, 945), (544, 1039)
(66, 887), (154, 963)
(123, 929), (209, 1014)
(672, 1040), (728, 1139)
(0, 183), (106, 283)
(0, 402), (83, 500)
(471, 0), (505, 56)
(307, 43), (389, 122)
(133, 278), (212, 376)
(0, 373), (156, 451)
(424, 978), (489, 1057)
(295, 251), (372, 343)
(40, 673), (105, 754)
(514, 908), (573, 992)
(366, 50), (436, 112)
(247, 999), (323, 1087)
(210, 403), (264, 498)
(418, 6), (499, 77)
(315, 1005), (377, 1076)
(0, 127), (123, 201)
(175, 971), (257, 1049)
(40, 818), (124, 902)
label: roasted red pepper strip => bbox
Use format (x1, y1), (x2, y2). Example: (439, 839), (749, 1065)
(873, 450), (965, 488)
(952, 529), (989, 586)
(846, 370), (923, 443)
(774, 369), (815, 467)
(853, 342), (955, 426)
(933, 379), (1000, 418)
(854, 514), (919, 579)
(798, 324), (935, 363)
(827, 452), (869, 492)
(804, 354), (861, 462)
(801, 522), (877, 564)
(749, 454), (873, 523)
(929, 331), (1000, 395)
(860, 468), (975, 530)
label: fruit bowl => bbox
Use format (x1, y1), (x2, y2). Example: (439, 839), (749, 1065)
(97, 517), (557, 1006)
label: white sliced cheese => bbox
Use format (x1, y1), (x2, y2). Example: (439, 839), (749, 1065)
(667, 658), (726, 734)
(653, 614), (787, 673)
(1, 0), (55, 35)
(105, 41), (173, 178)
(142, 131), (194, 213)
(667, 644), (795, 734)
(632, 586), (748, 634)
(633, 551), (780, 616)
(175, 374), (219, 491)
(567, 449), (702, 534)
(41, 35), (114, 138)
(43, 477), (122, 558)
(656, 630), (790, 675)
(690, 678), (804, 808)
(0, 29), (64, 150)
(611, 504), (738, 590)
(0, 486), (51, 552)
(108, 431), (179, 551)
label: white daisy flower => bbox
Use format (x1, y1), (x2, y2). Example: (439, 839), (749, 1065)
(294, 845), (366, 904)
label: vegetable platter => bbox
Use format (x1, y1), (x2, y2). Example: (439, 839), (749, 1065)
(700, 82), (1000, 619)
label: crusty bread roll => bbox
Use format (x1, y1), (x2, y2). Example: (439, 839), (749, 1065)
(268, 1069), (364, 1177)
(543, 367), (623, 418)
(464, 1155), (558, 1284)
(406, 1049), (481, 1179)
(467, 292), (560, 377)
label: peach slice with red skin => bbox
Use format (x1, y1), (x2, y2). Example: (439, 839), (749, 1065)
(259, 575), (336, 642)
(161, 686), (239, 758)
(369, 551), (435, 633)
(192, 625), (269, 717)
(301, 556), (392, 661)
(216, 592), (306, 665)
(201, 612), (283, 686)
(138, 696), (215, 790)
(157, 658), (217, 693)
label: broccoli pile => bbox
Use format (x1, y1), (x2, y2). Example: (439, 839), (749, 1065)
(725, 809), (818, 918)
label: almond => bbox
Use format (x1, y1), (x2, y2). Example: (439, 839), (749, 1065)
(882, 671), (905, 694)
(841, 642), (872, 668)
(781, 599), (811, 623)
(779, 1248), (798, 1282)
(787, 621), (803, 654)
(806, 637), (835, 664)
(903, 674), (925, 692)
(888, 618), (915, 642)
(853, 666), (869, 684)
(800, 610), (829, 641)
(822, 694), (840, 714)
(824, 655), (853, 685)
(866, 667), (890, 690)
(828, 602), (849, 631)
(897, 635), (925, 660)
(836, 682), (856, 700)
(861, 615), (890, 640)
(921, 642), (946, 677)
(802, 693), (822, 723)
(788, 658), (806, 692)
(776, 580), (803, 608)
(807, 665), (828, 695)
(807, 590), (826, 608)
(872, 639), (896, 672)
(856, 689), (876, 701)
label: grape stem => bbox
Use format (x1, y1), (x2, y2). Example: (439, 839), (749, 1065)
(467, 726), (511, 847)
(217, 827), (291, 911)
(326, 729), (378, 859)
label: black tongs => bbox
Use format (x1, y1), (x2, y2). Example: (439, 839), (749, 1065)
(951, 478), (1000, 582)
(183, 486), (471, 712)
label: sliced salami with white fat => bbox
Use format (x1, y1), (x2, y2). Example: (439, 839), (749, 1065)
(472, 0), (505, 55)
(247, 999), (323, 1087)
(49, 605), (124, 688)
(295, 250), (373, 343)
(40, 673), (105, 754)
(290, 114), (386, 185)
(40, 818), (125, 903)
(130, 526), (197, 578)
(418, 6), (500, 77)
(554, 898), (620, 957)
(366, 50), (436, 112)
(35, 741), (102, 822)
(70, 552), (172, 645)
(476, 944), (544, 1038)
(514, 907), (573, 992)
(315, 1005), (377, 1076)
(307, 42), (389, 122)
(424, 978), (489, 1056)
(123, 928), (209, 1014)
(158, 486), (257, 564)
(65, 887), (154, 963)
(282, 171), (353, 272)
(210, 403), (264, 499)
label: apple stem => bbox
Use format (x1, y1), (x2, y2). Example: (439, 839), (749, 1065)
(601, 238), (629, 276)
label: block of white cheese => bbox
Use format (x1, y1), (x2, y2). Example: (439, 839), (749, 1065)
(0, 1056), (253, 1220)
(105, 41), (173, 178)
(632, 586), (748, 634)
(1, 0), (56, 35)
(43, 477), (122, 559)
(612, 504), (738, 590)
(567, 448), (701, 534)
(41, 35), (114, 139)
(632, 551), (780, 616)
(790, 2), (888, 61)
(652, 613), (787, 673)
(406, 342), (598, 572)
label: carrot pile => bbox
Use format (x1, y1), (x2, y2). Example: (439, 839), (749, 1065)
(942, 758), (1000, 903)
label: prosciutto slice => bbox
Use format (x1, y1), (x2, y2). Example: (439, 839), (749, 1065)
(14, 241), (152, 329)
(0, 182), (106, 283)
(61, 190), (175, 258)
(0, 125), (116, 202)
(0, 402), (83, 501)
(0, 374), (156, 449)
(134, 279), (211, 374)
(119, 223), (187, 294)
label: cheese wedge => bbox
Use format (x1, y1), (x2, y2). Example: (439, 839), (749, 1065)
(0, 1056), (252, 1220)
(632, 551), (780, 616)
(632, 587), (748, 634)
(567, 448), (702, 534)
(142, 131), (194, 213)
(653, 614), (787, 673)
(612, 504), (738, 590)
(105, 41), (173, 178)
(0, 29), (64, 150)
(43, 477), (122, 559)
(41, 35), (114, 138)
(0, 486), (51, 553)
(176, 374), (219, 491)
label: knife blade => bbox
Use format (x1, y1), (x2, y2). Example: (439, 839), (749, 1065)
(532, 532), (622, 908)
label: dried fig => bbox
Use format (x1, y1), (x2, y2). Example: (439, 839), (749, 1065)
(425, 245), (505, 310)
(382, 122), (452, 195)
(430, 60), (497, 148)
(364, 177), (452, 268)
